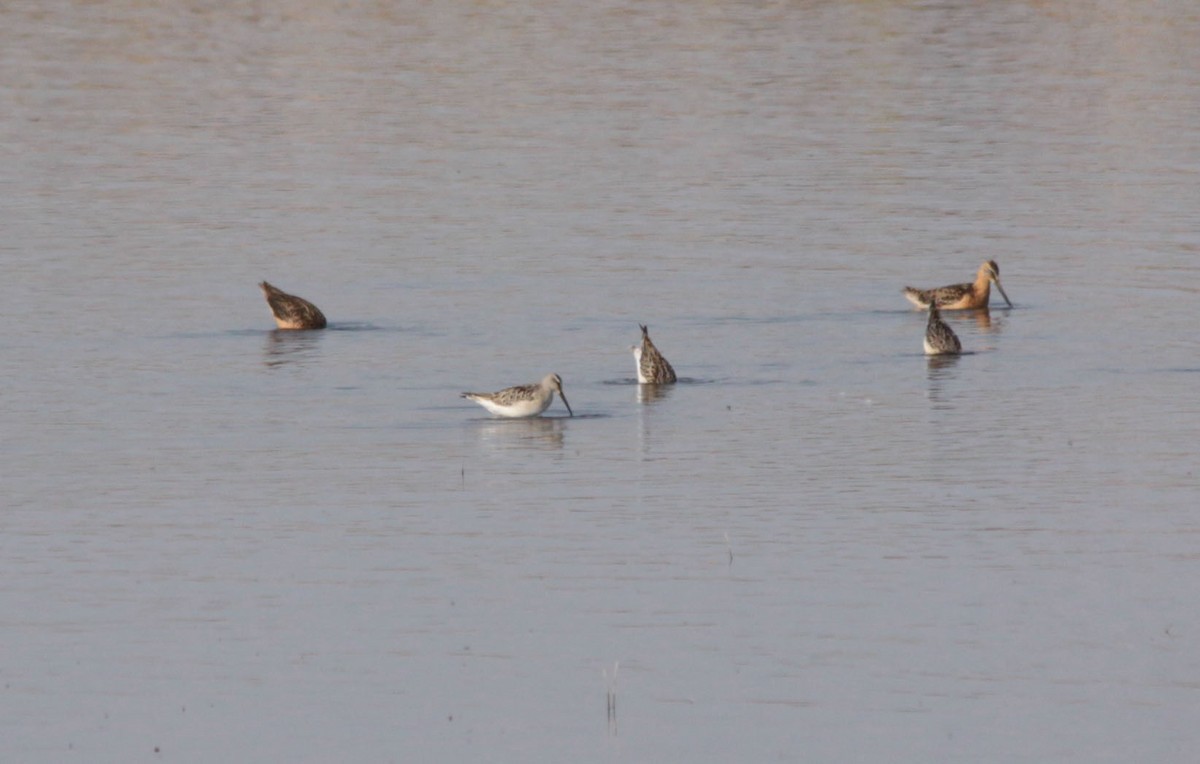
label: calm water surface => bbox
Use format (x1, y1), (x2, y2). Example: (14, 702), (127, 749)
(3, 1), (1199, 761)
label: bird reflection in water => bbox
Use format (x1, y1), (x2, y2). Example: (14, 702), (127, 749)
(925, 352), (961, 410)
(263, 329), (324, 368)
(968, 308), (991, 332)
(954, 306), (1010, 334)
(636, 382), (675, 405)
(475, 416), (565, 451)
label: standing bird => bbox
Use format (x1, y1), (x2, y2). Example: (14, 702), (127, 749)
(259, 281), (327, 329)
(903, 260), (1012, 310)
(632, 324), (676, 384)
(924, 301), (962, 356)
(461, 373), (574, 418)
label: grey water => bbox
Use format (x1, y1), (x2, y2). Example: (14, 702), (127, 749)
(3, 1), (1200, 761)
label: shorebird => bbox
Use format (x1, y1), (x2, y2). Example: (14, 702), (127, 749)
(259, 281), (327, 329)
(924, 301), (962, 356)
(631, 324), (676, 384)
(903, 260), (1012, 310)
(461, 373), (574, 418)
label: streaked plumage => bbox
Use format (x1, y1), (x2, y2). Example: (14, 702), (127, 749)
(461, 373), (573, 418)
(259, 281), (327, 329)
(632, 324), (676, 384)
(923, 301), (962, 356)
(903, 260), (1012, 310)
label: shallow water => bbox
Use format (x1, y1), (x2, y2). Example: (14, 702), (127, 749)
(3, 1), (1200, 761)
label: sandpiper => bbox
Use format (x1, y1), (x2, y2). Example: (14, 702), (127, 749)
(259, 281), (327, 329)
(631, 324), (676, 384)
(924, 301), (962, 356)
(903, 260), (1011, 310)
(461, 373), (573, 418)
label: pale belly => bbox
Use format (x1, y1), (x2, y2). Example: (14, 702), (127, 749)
(476, 395), (552, 418)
